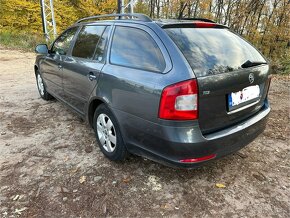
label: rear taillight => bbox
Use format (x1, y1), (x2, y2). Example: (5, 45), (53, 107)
(158, 79), (198, 120)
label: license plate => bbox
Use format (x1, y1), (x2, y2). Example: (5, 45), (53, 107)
(228, 85), (260, 110)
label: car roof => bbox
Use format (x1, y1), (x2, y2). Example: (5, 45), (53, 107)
(69, 13), (230, 34)
(73, 13), (226, 29)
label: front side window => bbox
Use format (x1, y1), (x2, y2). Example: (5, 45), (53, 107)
(72, 25), (106, 60)
(110, 26), (166, 72)
(51, 27), (78, 55)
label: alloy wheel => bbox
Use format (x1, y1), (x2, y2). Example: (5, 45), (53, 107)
(37, 74), (45, 96)
(96, 113), (117, 153)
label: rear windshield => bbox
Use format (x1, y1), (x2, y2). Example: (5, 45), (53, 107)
(165, 28), (266, 77)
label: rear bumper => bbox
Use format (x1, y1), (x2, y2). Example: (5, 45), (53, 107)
(112, 102), (270, 168)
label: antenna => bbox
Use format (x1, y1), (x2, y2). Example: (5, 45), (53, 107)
(40, 0), (57, 41)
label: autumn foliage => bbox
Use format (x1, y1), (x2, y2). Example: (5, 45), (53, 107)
(0, 0), (289, 70)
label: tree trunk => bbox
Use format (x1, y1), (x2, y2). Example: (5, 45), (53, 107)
(260, 0), (280, 45)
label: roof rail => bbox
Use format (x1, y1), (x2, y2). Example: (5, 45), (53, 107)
(76, 13), (152, 23)
(179, 18), (216, 23)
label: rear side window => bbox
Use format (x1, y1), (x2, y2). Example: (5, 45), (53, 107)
(165, 28), (266, 77)
(110, 26), (166, 72)
(72, 25), (106, 59)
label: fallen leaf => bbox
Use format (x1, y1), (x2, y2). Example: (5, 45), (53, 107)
(35, 186), (41, 197)
(79, 176), (86, 184)
(69, 167), (79, 175)
(13, 195), (19, 201)
(54, 145), (68, 150)
(123, 177), (131, 183)
(147, 175), (162, 191)
(215, 183), (226, 188)
(161, 203), (172, 210)
(14, 207), (27, 215)
(236, 152), (248, 159)
(94, 176), (102, 182)
(62, 187), (69, 193)
(102, 203), (107, 214)
(85, 146), (93, 153)
(64, 156), (69, 162)
(252, 172), (266, 181)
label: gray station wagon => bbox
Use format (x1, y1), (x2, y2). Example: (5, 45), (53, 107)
(34, 13), (271, 168)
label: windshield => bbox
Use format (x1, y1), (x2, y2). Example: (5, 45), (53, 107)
(165, 28), (266, 77)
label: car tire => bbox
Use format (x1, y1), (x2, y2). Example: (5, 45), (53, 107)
(93, 104), (127, 161)
(36, 70), (53, 100)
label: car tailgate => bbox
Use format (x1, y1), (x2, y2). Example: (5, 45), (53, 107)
(197, 65), (271, 134)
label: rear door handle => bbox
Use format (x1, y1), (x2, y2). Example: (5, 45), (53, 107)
(88, 72), (97, 81)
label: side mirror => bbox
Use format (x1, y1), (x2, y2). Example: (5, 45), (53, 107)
(35, 44), (48, 54)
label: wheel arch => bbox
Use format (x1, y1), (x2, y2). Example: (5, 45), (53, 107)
(34, 65), (39, 75)
(87, 97), (107, 128)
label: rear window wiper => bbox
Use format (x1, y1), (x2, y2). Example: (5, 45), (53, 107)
(241, 60), (267, 68)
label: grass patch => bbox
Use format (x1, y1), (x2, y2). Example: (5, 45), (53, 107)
(271, 50), (290, 75)
(280, 53), (290, 75)
(0, 31), (46, 52)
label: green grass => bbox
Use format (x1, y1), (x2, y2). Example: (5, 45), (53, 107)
(0, 31), (47, 52)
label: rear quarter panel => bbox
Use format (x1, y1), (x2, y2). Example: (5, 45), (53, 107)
(95, 22), (194, 123)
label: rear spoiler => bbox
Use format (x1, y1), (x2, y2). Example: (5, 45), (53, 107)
(160, 22), (229, 29)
